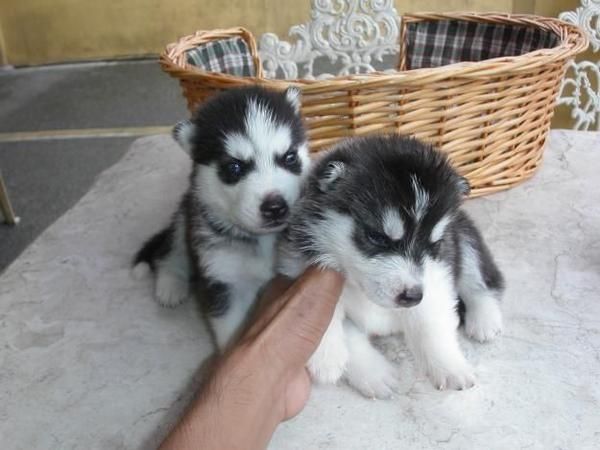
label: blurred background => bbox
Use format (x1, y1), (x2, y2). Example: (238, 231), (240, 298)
(0, 0), (588, 271)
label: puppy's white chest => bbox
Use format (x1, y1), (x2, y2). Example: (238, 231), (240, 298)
(201, 234), (276, 287)
(342, 282), (403, 336)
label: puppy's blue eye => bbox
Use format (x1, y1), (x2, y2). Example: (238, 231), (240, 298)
(366, 230), (389, 248)
(226, 161), (242, 177)
(283, 150), (298, 167)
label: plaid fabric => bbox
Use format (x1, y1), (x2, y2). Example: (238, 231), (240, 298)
(406, 20), (559, 69)
(186, 37), (255, 76)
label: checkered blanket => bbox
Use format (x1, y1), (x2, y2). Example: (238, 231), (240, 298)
(186, 36), (256, 76)
(406, 20), (559, 70)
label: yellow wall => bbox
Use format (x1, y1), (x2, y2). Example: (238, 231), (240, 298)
(0, 0), (524, 66)
(0, 0), (311, 66)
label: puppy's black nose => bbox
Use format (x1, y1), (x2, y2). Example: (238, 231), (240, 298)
(395, 287), (423, 307)
(260, 195), (289, 221)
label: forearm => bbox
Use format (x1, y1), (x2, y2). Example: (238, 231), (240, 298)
(158, 269), (343, 450)
(159, 346), (284, 450)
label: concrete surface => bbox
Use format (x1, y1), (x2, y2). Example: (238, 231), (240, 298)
(0, 130), (598, 449)
(0, 60), (188, 273)
(0, 138), (134, 271)
(0, 60), (187, 132)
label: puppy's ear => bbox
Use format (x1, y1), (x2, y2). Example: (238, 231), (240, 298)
(172, 119), (195, 154)
(284, 86), (301, 114)
(458, 176), (471, 197)
(318, 161), (346, 192)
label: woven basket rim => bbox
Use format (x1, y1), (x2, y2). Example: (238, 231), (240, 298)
(159, 12), (588, 90)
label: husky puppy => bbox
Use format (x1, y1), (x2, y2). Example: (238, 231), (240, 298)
(134, 86), (310, 349)
(279, 134), (505, 397)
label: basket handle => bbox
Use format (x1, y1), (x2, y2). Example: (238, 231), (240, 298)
(161, 26), (263, 78)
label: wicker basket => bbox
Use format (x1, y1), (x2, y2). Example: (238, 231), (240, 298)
(160, 13), (587, 197)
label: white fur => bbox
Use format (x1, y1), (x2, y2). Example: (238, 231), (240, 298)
(410, 174), (429, 220)
(318, 161), (346, 192)
(154, 213), (190, 307)
(195, 101), (309, 235)
(201, 234), (276, 286)
(463, 294), (503, 342)
(173, 120), (195, 154)
(292, 210), (482, 394)
(246, 99), (292, 157)
(399, 258), (475, 390)
(430, 214), (451, 242)
(285, 87), (301, 113)
(155, 270), (189, 307)
(383, 208), (405, 241)
(307, 302), (348, 384)
(223, 132), (256, 161)
(458, 240), (503, 342)
(211, 285), (260, 349)
(308, 257), (475, 393)
(192, 96), (309, 348)
(343, 320), (400, 398)
(131, 262), (151, 280)
(201, 233), (277, 349)
(306, 210), (420, 308)
(342, 281), (403, 336)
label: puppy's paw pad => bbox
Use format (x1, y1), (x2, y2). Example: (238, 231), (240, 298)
(465, 301), (503, 343)
(427, 362), (476, 391)
(155, 273), (189, 307)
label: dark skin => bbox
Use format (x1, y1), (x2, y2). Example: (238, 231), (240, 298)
(158, 267), (344, 450)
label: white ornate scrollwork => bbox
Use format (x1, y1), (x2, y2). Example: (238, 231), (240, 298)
(558, 0), (600, 130)
(259, 0), (400, 80)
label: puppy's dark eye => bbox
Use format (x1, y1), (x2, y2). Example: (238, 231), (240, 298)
(283, 150), (298, 167)
(226, 160), (243, 178)
(366, 229), (389, 248)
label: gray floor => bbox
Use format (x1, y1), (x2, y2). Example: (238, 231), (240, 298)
(0, 60), (189, 272)
(2, 130), (598, 449)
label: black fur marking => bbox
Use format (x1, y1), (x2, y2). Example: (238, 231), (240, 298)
(275, 148), (302, 174)
(187, 86), (306, 167)
(454, 210), (505, 292)
(200, 279), (231, 317)
(133, 225), (174, 272)
(217, 156), (256, 185)
(172, 119), (193, 148)
(289, 135), (466, 265)
(287, 134), (503, 298)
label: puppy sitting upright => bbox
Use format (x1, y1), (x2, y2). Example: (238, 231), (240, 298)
(279, 134), (505, 397)
(134, 86), (310, 349)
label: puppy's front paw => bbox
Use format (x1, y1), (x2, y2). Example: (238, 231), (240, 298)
(465, 299), (503, 343)
(307, 344), (348, 385)
(345, 347), (399, 399)
(155, 271), (189, 307)
(426, 358), (476, 391)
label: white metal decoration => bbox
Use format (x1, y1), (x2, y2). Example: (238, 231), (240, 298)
(259, 0), (400, 80)
(557, 0), (600, 130)
(259, 0), (597, 129)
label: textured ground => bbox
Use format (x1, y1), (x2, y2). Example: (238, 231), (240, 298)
(0, 130), (598, 449)
(0, 60), (188, 272)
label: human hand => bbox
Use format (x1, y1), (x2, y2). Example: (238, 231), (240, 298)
(159, 267), (344, 450)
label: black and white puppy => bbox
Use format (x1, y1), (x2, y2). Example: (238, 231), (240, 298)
(279, 134), (505, 397)
(134, 86), (310, 349)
